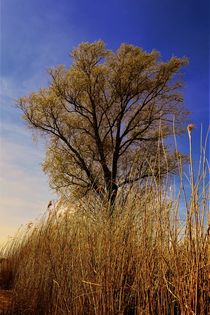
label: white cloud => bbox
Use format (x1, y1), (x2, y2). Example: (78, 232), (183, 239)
(0, 77), (23, 101)
(0, 72), (48, 102)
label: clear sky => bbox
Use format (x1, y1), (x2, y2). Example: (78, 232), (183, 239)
(0, 0), (209, 244)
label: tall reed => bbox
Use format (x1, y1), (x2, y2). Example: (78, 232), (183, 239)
(0, 128), (209, 315)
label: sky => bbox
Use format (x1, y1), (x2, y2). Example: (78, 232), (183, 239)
(0, 0), (209, 244)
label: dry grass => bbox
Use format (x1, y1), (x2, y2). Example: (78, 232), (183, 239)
(0, 129), (209, 315)
(0, 289), (13, 314)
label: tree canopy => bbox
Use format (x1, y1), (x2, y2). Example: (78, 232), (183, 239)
(18, 41), (188, 206)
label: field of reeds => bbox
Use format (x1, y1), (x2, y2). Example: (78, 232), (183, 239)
(0, 130), (209, 315)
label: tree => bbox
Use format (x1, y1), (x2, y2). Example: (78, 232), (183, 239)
(18, 41), (188, 208)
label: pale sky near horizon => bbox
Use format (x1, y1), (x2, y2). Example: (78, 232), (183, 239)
(0, 0), (209, 245)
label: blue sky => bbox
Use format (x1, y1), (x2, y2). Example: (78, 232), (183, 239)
(0, 0), (209, 243)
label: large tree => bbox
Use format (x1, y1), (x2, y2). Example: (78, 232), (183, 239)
(18, 41), (188, 206)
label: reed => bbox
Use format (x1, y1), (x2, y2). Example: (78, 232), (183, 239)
(0, 128), (209, 315)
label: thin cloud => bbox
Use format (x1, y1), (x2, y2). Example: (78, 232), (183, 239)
(0, 123), (54, 245)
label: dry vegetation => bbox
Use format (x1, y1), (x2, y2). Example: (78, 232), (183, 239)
(0, 130), (209, 315)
